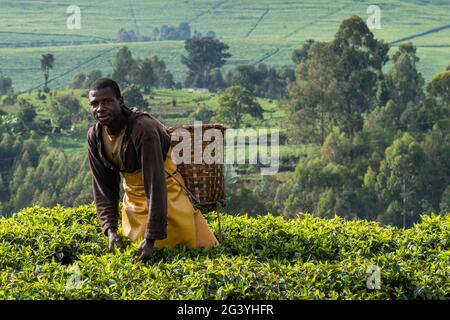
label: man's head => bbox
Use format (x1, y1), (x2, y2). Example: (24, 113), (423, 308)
(88, 78), (125, 126)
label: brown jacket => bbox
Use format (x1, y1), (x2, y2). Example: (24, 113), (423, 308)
(87, 105), (171, 240)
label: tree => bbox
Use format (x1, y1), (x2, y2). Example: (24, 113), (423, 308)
(331, 15), (390, 138)
(420, 125), (450, 209)
(223, 184), (266, 217)
(206, 31), (216, 38)
(427, 70), (450, 108)
(0, 173), (8, 203)
(320, 127), (352, 166)
(226, 65), (265, 92)
(206, 68), (226, 91)
(152, 27), (160, 40)
(151, 23), (192, 40)
(387, 43), (425, 108)
(192, 30), (203, 39)
(286, 41), (340, 144)
(159, 25), (177, 40)
(181, 37), (231, 88)
(440, 185), (450, 213)
(177, 22), (191, 40)
(17, 99), (37, 128)
(84, 69), (103, 88)
(252, 175), (281, 214)
(50, 94), (83, 131)
(365, 133), (431, 227)
(40, 53), (54, 92)
(123, 84), (148, 109)
(361, 101), (398, 153)
(0, 76), (13, 95)
(112, 46), (135, 86)
(69, 73), (86, 89)
(150, 56), (174, 88)
(118, 28), (138, 42)
(134, 58), (156, 93)
(226, 64), (294, 99)
(315, 189), (336, 218)
(280, 158), (325, 218)
(263, 65), (294, 99)
(132, 56), (174, 90)
(286, 15), (389, 143)
(0, 133), (22, 171)
(191, 105), (214, 123)
(292, 39), (315, 64)
(400, 69), (450, 134)
(21, 139), (40, 167)
(216, 86), (263, 128)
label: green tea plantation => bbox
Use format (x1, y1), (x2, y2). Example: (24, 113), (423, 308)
(0, 205), (449, 300)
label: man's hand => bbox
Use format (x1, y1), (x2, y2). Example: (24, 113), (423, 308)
(107, 229), (125, 253)
(136, 238), (155, 263)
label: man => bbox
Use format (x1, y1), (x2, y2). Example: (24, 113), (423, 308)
(87, 78), (218, 263)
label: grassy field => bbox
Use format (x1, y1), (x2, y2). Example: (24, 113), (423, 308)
(0, 0), (449, 91)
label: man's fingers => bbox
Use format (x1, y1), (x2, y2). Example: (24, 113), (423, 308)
(136, 247), (153, 263)
(136, 245), (143, 257)
(115, 239), (125, 252)
(108, 241), (115, 253)
(137, 252), (149, 263)
(137, 252), (145, 262)
(107, 234), (126, 254)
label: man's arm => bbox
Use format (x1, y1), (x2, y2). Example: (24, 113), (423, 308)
(132, 119), (169, 241)
(87, 127), (121, 236)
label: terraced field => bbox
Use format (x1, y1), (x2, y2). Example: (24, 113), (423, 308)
(0, 0), (449, 90)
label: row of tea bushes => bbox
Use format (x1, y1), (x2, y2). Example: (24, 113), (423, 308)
(0, 205), (448, 299)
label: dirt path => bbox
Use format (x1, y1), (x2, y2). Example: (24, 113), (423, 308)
(253, 48), (280, 65)
(188, 0), (230, 23)
(283, 3), (352, 39)
(245, 8), (271, 38)
(128, 0), (140, 36)
(390, 23), (450, 45)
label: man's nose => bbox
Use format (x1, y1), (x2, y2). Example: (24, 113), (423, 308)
(96, 101), (108, 111)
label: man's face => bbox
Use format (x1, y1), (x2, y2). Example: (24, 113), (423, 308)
(88, 87), (124, 126)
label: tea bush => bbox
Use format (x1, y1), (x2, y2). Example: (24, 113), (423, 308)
(0, 205), (449, 299)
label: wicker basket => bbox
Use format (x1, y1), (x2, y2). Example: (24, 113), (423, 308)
(168, 123), (228, 213)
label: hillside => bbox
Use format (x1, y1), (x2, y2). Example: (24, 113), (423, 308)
(0, 205), (449, 299)
(0, 0), (449, 90)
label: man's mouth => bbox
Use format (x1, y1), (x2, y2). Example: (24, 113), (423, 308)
(97, 114), (110, 122)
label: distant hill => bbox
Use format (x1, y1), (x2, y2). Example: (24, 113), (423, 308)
(0, 0), (449, 91)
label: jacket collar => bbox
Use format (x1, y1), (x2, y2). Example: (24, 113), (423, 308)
(93, 105), (148, 138)
(93, 105), (151, 172)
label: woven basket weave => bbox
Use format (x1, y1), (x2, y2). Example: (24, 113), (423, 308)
(168, 123), (227, 213)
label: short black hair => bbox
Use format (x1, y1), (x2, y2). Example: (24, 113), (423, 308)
(89, 78), (122, 98)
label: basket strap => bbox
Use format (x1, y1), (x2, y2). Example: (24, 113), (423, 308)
(164, 168), (223, 242)
(164, 168), (200, 205)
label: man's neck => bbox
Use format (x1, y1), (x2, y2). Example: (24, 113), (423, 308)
(105, 114), (127, 136)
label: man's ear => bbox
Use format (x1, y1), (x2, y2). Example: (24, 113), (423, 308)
(119, 96), (125, 107)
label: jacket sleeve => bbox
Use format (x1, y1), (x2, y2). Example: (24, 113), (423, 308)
(132, 120), (169, 240)
(87, 127), (121, 236)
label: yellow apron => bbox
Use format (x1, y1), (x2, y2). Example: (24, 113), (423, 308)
(121, 148), (219, 249)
